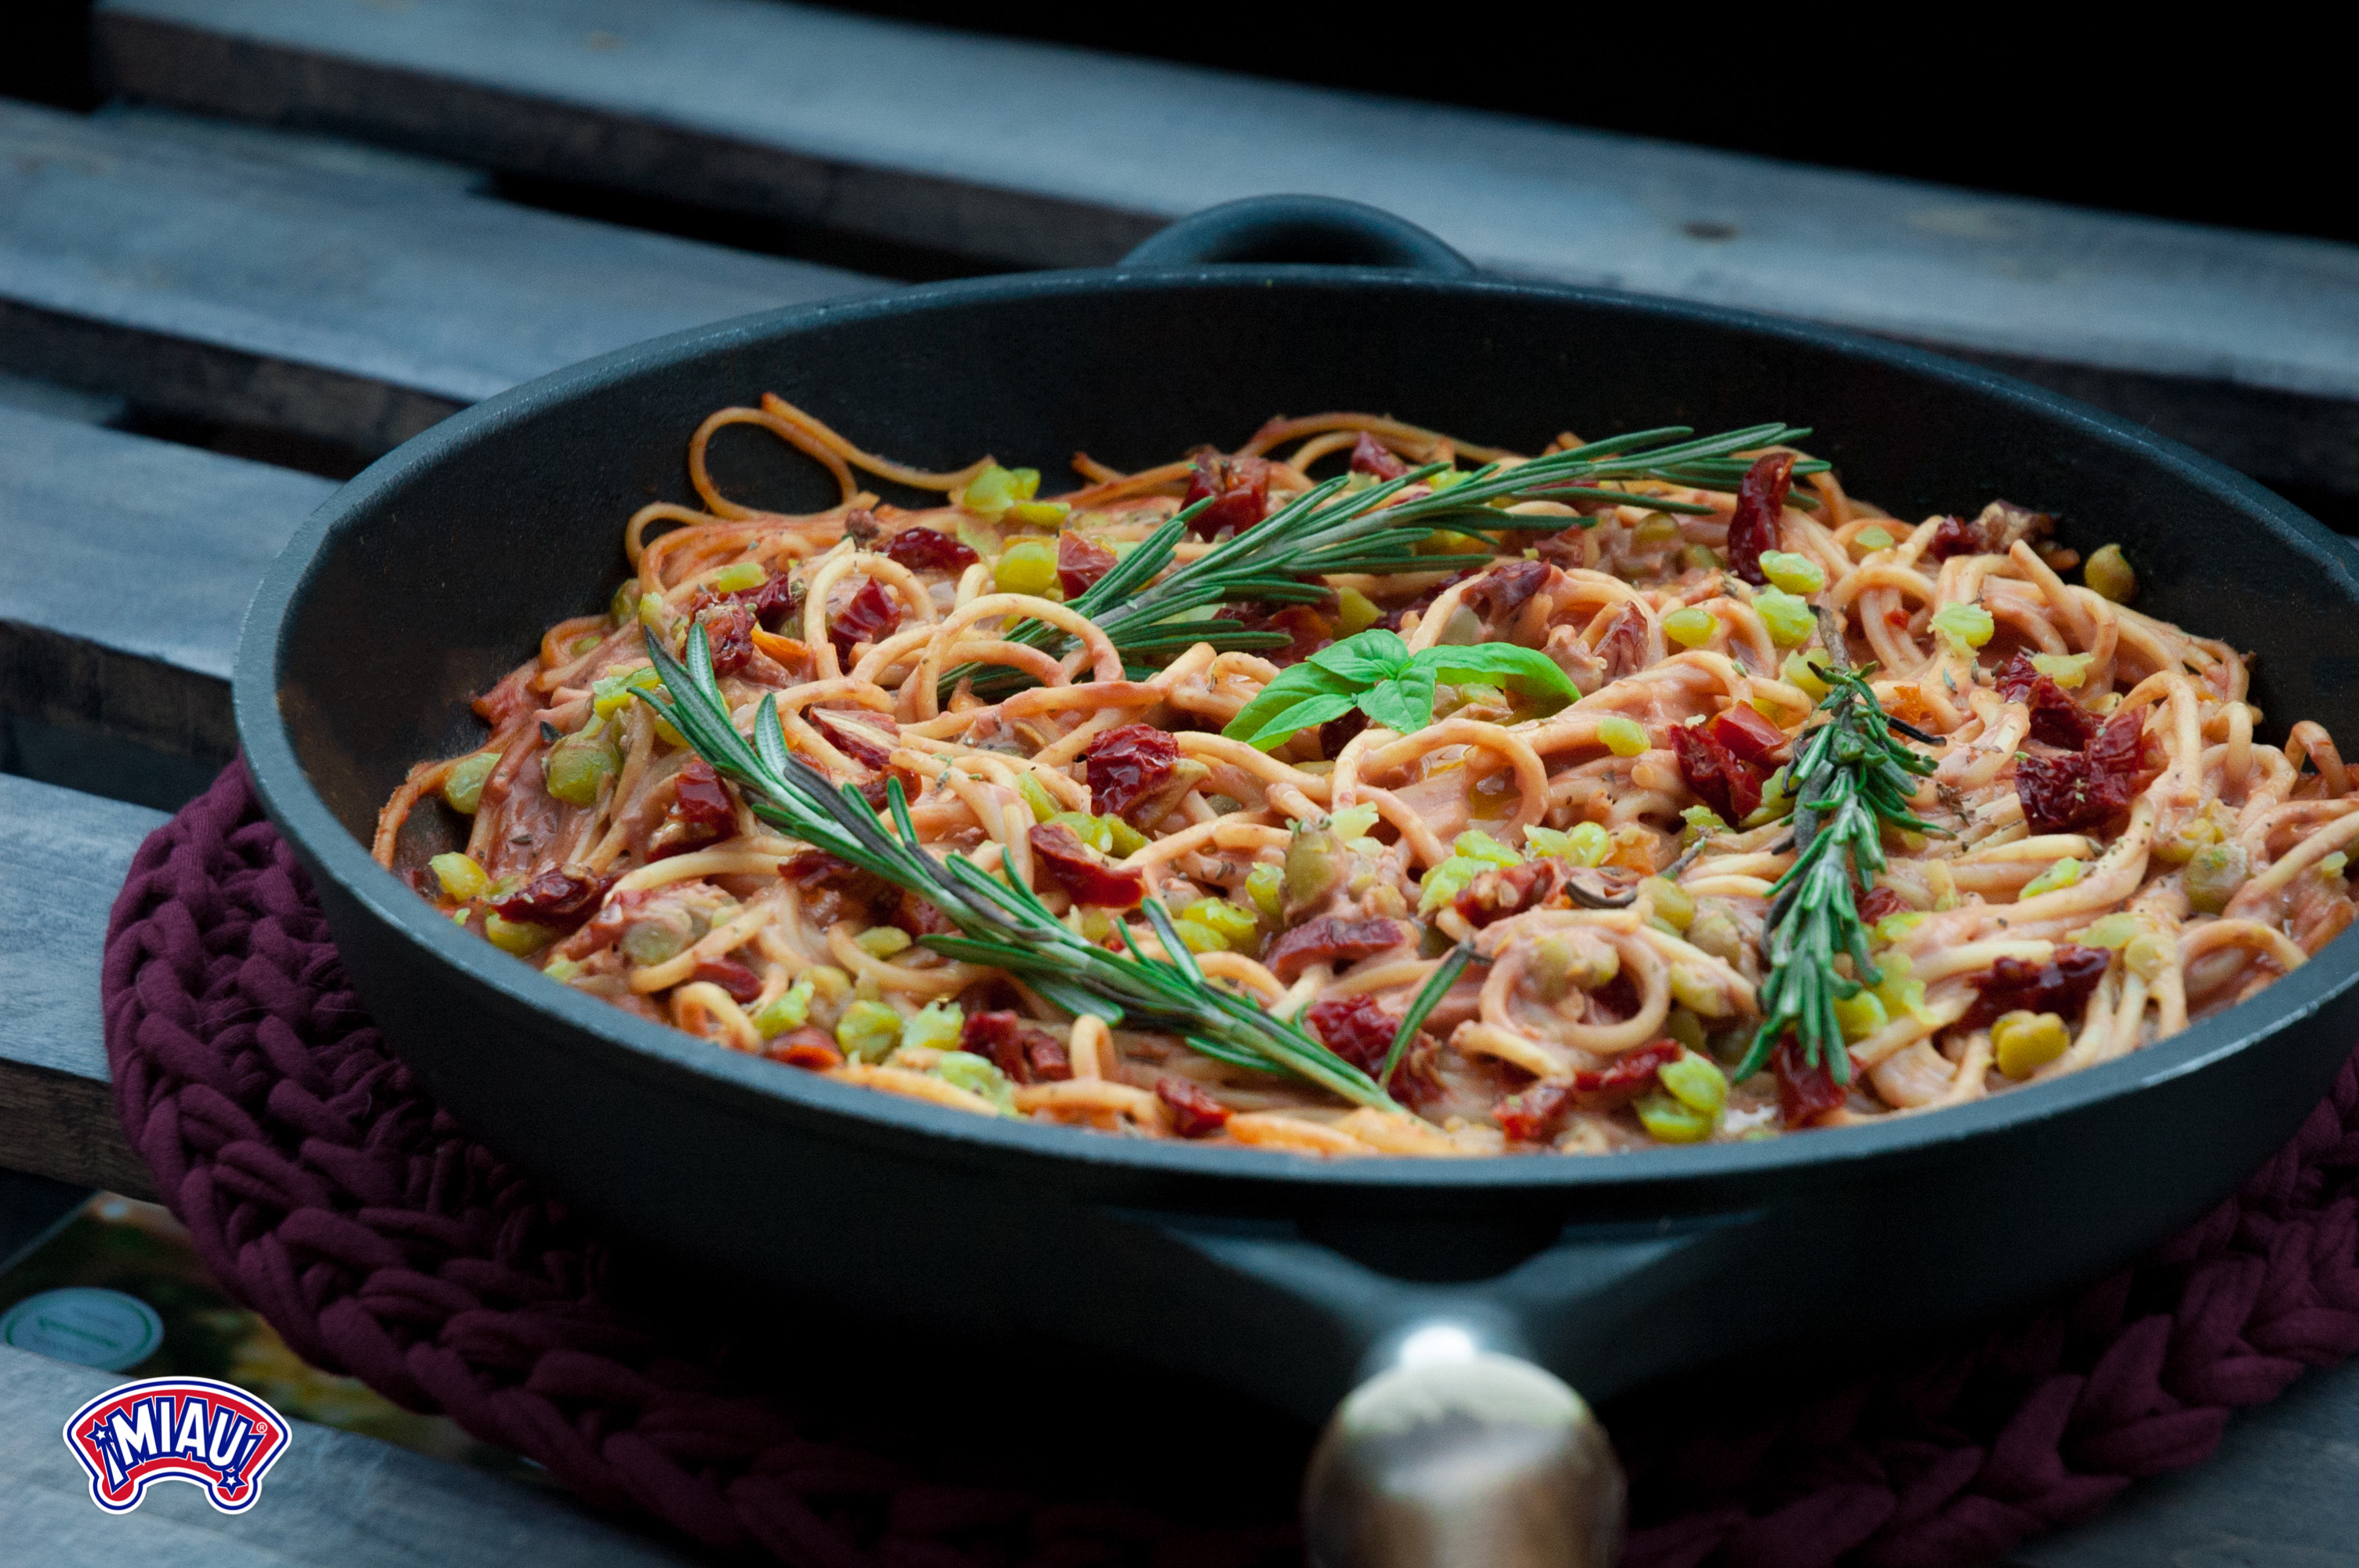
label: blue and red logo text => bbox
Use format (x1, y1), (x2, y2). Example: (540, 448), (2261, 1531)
(63, 1377), (291, 1514)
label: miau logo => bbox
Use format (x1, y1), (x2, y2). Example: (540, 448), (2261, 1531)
(63, 1377), (292, 1514)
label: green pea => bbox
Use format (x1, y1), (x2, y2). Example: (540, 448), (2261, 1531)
(932, 1051), (1016, 1114)
(835, 1000), (904, 1063)
(543, 724), (620, 806)
(2085, 543), (2136, 604)
(900, 999), (965, 1053)
(1754, 588), (1816, 648)
(442, 752), (499, 815)
(994, 537), (1060, 597)
(429, 852), (489, 903)
(485, 913), (554, 955)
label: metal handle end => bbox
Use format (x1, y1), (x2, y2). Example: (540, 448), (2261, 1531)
(1303, 1350), (1624, 1568)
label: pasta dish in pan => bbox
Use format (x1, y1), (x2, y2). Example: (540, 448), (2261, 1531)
(376, 400), (2354, 1156)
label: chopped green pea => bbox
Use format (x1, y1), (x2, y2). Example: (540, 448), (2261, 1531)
(994, 537), (1060, 597)
(1047, 811), (1113, 853)
(931, 1051), (1016, 1114)
(1181, 898), (1261, 950)
(2072, 913), (2141, 949)
(1782, 650), (1831, 702)
(1831, 988), (1888, 1042)
(1452, 830), (1521, 868)
(2030, 652), (2092, 689)
(1245, 861), (1284, 921)
(1754, 588), (1816, 647)
(2021, 857), (2084, 898)
(1662, 606), (1717, 648)
(1104, 815), (1147, 856)
(836, 1000), (904, 1063)
(753, 975), (816, 1036)
(1853, 527), (1895, 552)
(1598, 714), (1648, 757)
(429, 852), (489, 903)
(1679, 804), (1728, 843)
(1334, 586), (1381, 634)
(1659, 1051), (1728, 1117)
(609, 579), (640, 625)
(1016, 771), (1060, 823)
(484, 913), (554, 955)
(1872, 909), (1926, 945)
(855, 926), (913, 959)
(1929, 601), (1994, 655)
(1643, 876), (1695, 931)
(2085, 543), (2136, 604)
(543, 723), (620, 806)
(1636, 1090), (1715, 1143)
(1632, 511), (1682, 546)
(1416, 855), (1486, 915)
(1994, 1011), (2071, 1079)
(708, 561), (767, 593)
(1009, 499), (1069, 528)
(961, 463), (1023, 519)
(1758, 550), (1827, 594)
(442, 752), (499, 815)
(2183, 842), (2248, 913)
(1525, 822), (1609, 867)
(1171, 917), (1227, 955)
(900, 998), (965, 1053)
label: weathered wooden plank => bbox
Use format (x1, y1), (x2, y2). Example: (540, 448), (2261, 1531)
(1, 1345), (702, 1566)
(0, 775), (162, 1200)
(0, 98), (878, 455)
(0, 404), (332, 774)
(94, 0), (2359, 499)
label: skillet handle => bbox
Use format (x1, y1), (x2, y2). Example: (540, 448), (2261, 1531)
(1119, 194), (1475, 275)
(1303, 1339), (1624, 1568)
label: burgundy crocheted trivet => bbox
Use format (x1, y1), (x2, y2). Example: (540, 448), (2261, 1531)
(103, 762), (2359, 1568)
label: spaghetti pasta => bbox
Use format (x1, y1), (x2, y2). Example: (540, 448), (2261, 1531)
(378, 399), (2357, 1157)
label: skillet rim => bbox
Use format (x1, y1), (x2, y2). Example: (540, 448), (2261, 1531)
(235, 263), (2359, 1197)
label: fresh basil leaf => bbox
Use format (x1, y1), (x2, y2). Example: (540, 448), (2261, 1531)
(1358, 665), (1437, 734)
(1223, 662), (1353, 744)
(1307, 628), (1409, 687)
(1409, 644), (1579, 701)
(1245, 692), (1362, 750)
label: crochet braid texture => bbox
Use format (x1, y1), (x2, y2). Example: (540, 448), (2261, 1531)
(103, 762), (2359, 1567)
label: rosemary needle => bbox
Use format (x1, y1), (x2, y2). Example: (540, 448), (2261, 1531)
(643, 624), (1402, 1112)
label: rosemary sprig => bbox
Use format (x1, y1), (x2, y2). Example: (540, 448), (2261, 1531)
(1732, 666), (1944, 1084)
(643, 626), (1401, 1112)
(958, 423), (1826, 691)
(1379, 941), (1474, 1087)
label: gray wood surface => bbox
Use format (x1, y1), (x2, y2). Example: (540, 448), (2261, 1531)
(0, 774), (162, 1199)
(0, 404), (332, 772)
(0, 99), (877, 455)
(0, 1346), (703, 1566)
(93, 0), (2359, 498)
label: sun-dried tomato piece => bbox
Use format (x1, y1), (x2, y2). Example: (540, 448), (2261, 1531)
(697, 602), (757, 675)
(1466, 560), (1554, 630)
(1961, 944), (2111, 1030)
(1264, 916), (1414, 982)
(889, 888), (958, 939)
(1212, 599), (1336, 667)
(959, 1009), (1070, 1084)
(1724, 452), (1797, 586)
(766, 1026), (843, 1070)
(2016, 710), (2153, 833)
(1158, 1076), (1233, 1137)
(1056, 532), (1118, 599)
(1576, 1039), (1683, 1098)
(1082, 723), (1181, 822)
(1925, 517), (1976, 561)
(827, 576), (903, 664)
(647, 758), (737, 862)
(1707, 703), (1789, 765)
(881, 527), (979, 575)
(692, 957), (765, 1004)
(1030, 822), (1147, 909)
(1182, 452), (1273, 540)
(1306, 993), (1399, 1075)
(1496, 1080), (1575, 1143)
(490, 868), (613, 933)
(1857, 885), (1910, 925)
(1772, 1035), (1847, 1128)
(1349, 431), (1408, 480)
(809, 708), (899, 770)
(1994, 652), (2100, 750)
(1598, 603), (1650, 681)
(1672, 722), (1766, 823)
(781, 849), (861, 887)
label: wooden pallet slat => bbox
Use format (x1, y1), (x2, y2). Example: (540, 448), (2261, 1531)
(0, 405), (333, 773)
(0, 99), (878, 456)
(0, 774), (164, 1199)
(93, 0), (2359, 499)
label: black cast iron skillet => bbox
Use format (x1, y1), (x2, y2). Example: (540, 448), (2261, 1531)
(237, 198), (2359, 1564)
